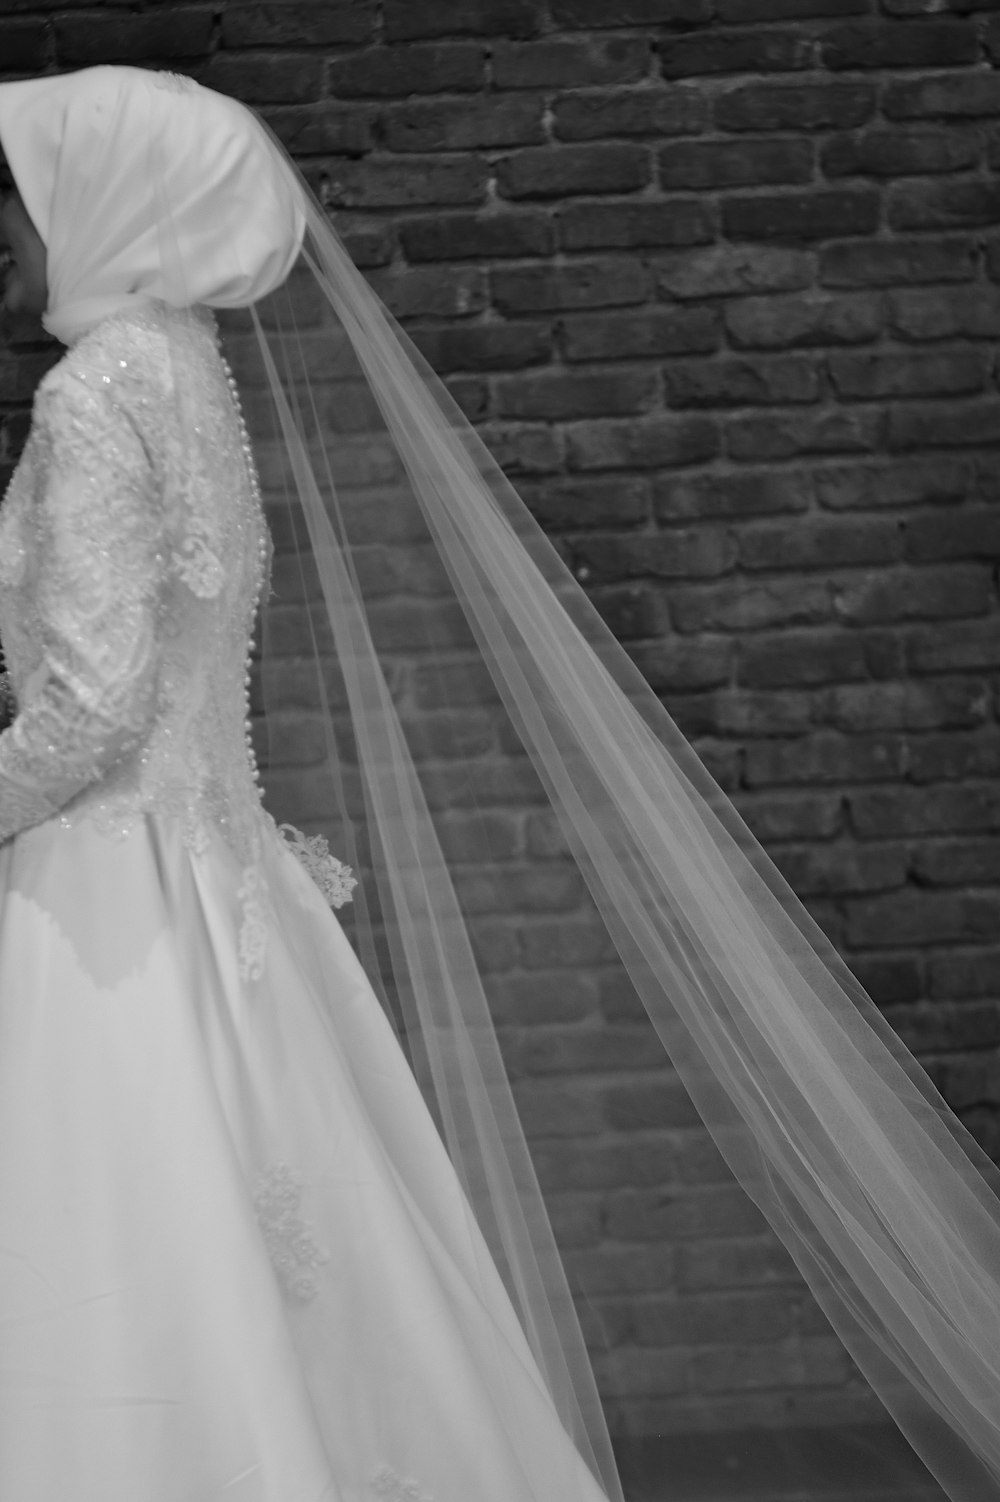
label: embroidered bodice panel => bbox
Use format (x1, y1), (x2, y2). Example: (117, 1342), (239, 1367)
(0, 301), (269, 862)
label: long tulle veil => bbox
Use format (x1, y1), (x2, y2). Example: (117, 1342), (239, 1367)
(3, 63), (1000, 1502)
(239, 169), (1000, 1502)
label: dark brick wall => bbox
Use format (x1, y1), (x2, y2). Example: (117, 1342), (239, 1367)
(3, 0), (1000, 1449)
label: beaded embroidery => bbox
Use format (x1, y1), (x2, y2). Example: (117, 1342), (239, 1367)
(253, 1163), (329, 1302)
(0, 303), (271, 881)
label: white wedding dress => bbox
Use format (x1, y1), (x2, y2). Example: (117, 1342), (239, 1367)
(0, 301), (610, 1502)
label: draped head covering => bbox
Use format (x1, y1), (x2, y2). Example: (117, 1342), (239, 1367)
(0, 65), (305, 345)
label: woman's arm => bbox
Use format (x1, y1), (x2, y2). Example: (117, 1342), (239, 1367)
(0, 370), (162, 842)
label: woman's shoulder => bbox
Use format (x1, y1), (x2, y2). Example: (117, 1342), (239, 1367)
(35, 301), (221, 457)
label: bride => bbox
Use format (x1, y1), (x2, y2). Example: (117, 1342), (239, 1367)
(0, 63), (997, 1502)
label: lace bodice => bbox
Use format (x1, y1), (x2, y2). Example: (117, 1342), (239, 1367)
(0, 301), (269, 873)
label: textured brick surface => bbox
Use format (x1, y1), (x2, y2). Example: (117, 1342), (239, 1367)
(1, 1), (998, 1477)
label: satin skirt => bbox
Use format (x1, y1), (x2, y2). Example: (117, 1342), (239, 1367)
(0, 813), (608, 1502)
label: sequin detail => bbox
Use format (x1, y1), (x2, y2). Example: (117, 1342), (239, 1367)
(277, 823), (357, 909)
(253, 1163), (329, 1302)
(0, 302), (271, 874)
(371, 1468), (435, 1502)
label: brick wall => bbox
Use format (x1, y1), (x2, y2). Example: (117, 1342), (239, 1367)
(2, 0), (1000, 1456)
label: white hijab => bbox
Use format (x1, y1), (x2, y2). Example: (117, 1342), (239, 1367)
(0, 65), (304, 345)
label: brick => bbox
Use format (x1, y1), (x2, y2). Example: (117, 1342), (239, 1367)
(888, 399), (1000, 453)
(591, 584), (670, 640)
(223, 1), (375, 46)
(401, 211), (553, 264)
(558, 200), (714, 251)
(913, 837), (1000, 890)
(737, 630), (872, 689)
(884, 73), (1000, 120)
(325, 156), (488, 209)
(55, 6), (213, 62)
(821, 128), (980, 180)
(665, 355), (820, 409)
(446, 375), (489, 420)
(773, 841), (908, 896)
(566, 416), (719, 472)
(201, 52), (326, 105)
(889, 285), (1000, 342)
(412, 321), (554, 372)
(928, 946), (1000, 1003)
(847, 889), (1000, 949)
(492, 259), (649, 314)
(655, 470), (812, 522)
(726, 408), (884, 463)
(495, 369), (658, 421)
(519, 918), (619, 969)
(263, 104), (373, 156)
(478, 423), (563, 474)
(906, 729), (1000, 785)
(569, 527), (735, 583)
(820, 237), (975, 289)
(379, 96), (544, 153)
(383, 0), (540, 40)
(551, 0), (712, 24)
(604, 1185), (766, 1241)
(493, 36), (652, 89)
(832, 564), (992, 625)
(902, 508), (1000, 563)
(655, 245), (813, 300)
(821, 20), (977, 70)
(829, 350), (987, 401)
(889, 180), (1000, 233)
(814, 457), (974, 511)
(720, 0), (866, 13)
(660, 27), (813, 79)
(660, 139), (813, 191)
(715, 82), (875, 134)
(496, 144), (651, 201)
(627, 637), (736, 694)
(368, 266), (487, 320)
(726, 292), (883, 349)
(733, 789), (844, 841)
(723, 190), (880, 244)
(670, 580), (830, 635)
(828, 678), (990, 733)
(691, 1338), (851, 1394)
(553, 87), (707, 141)
(745, 732), (906, 786)
(676, 1235), (799, 1294)
(907, 619), (1000, 675)
(639, 1290), (795, 1346)
(328, 42), (486, 97)
(0, 18), (45, 69)
(739, 516), (898, 571)
(561, 307), (721, 362)
(519, 477), (651, 531)
(852, 953), (924, 1007)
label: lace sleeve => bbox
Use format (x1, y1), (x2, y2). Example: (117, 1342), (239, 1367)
(0, 371), (162, 843)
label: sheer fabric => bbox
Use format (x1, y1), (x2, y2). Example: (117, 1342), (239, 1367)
(0, 62), (998, 1502)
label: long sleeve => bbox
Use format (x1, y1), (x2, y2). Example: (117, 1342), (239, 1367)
(0, 371), (163, 843)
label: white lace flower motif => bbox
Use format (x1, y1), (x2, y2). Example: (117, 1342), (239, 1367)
(277, 823), (357, 909)
(253, 1163), (329, 1303)
(173, 522), (225, 599)
(237, 862), (268, 983)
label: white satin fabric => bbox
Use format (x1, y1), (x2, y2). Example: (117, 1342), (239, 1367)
(0, 812), (608, 1502)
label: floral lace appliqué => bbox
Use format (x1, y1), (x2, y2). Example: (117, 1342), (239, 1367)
(277, 823), (357, 909)
(172, 510), (224, 598)
(237, 862), (268, 982)
(371, 1468), (435, 1502)
(253, 1163), (329, 1302)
